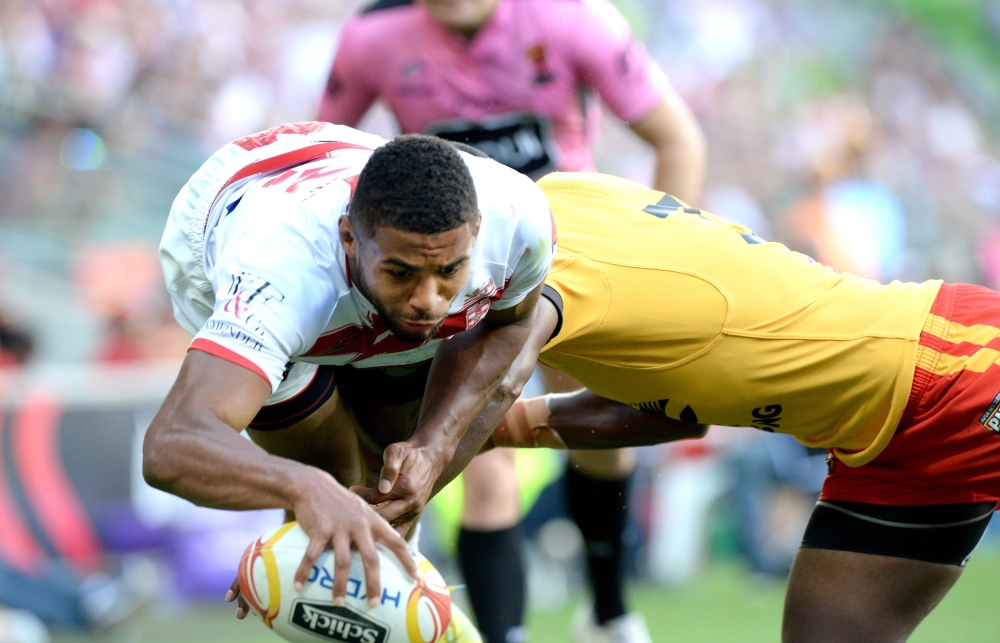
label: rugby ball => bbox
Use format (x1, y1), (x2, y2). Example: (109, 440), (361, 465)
(237, 522), (451, 643)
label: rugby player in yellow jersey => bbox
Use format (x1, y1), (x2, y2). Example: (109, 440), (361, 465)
(451, 172), (1000, 643)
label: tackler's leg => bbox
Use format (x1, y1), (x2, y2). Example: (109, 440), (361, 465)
(782, 500), (994, 643)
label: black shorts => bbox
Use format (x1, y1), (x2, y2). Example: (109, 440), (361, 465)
(248, 361), (432, 431)
(800, 500), (996, 566)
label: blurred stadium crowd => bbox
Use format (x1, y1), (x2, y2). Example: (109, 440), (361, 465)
(0, 0), (999, 638)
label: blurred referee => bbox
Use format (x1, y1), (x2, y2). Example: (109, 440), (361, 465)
(320, 0), (705, 641)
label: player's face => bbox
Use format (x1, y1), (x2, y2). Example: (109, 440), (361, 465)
(341, 216), (481, 343)
(419, 0), (500, 36)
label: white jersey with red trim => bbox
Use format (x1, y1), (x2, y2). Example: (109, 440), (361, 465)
(160, 122), (555, 393)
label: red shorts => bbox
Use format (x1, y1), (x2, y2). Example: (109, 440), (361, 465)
(821, 283), (1000, 506)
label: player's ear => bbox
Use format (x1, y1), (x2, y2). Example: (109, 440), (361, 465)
(339, 214), (360, 257)
(470, 213), (482, 240)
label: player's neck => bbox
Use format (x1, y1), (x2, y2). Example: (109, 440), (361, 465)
(430, 0), (501, 40)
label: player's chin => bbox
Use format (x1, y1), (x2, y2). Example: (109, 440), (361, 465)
(392, 319), (444, 343)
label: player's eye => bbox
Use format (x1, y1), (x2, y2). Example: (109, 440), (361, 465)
(439, 265), (461, 277)
(388, 269), (413, 280)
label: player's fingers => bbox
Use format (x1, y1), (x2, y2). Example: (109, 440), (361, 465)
(354, 531), (382, 608)
(226, 576), (241, 602)
(236, 594), (250, 619)
(293, 533), (327, 592)
(375, 518), (421, 581)
(378, 445), (405, 494)
(331, 534), (353, 607)
(375, 498), (412, 523)
(350, 484), (383, 504)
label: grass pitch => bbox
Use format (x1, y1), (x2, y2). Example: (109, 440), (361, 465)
(51, 551), (1000, 642)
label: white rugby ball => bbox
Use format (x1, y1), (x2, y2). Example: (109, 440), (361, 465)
(237, 522), (451, 643)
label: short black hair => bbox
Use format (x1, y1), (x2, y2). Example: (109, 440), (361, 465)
(350, 134), (479, 237)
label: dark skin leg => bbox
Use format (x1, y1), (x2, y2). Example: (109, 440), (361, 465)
(782, 548), (963, 643)
(346, 400), (422, 476)
(246, 389), (367, 489)
(248, 393), (424, 523)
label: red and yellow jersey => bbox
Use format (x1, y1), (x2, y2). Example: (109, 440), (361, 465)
(538, 173), (941, 467)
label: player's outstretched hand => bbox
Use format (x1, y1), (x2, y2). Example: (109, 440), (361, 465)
(225, 467), (420, 619)
(352, 440), (446, 537)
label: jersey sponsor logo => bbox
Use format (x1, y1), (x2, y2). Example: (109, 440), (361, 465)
(631, 398), (699, 423)
(979, 391), (1000, 434)
(205, 320), (265, 352)
(261, 160), (358, 195)
(751, 405), (782, 432)
(426, 113), (558, 179)
(224, 272), (286, 316)
(289, 600), (389, 643)
(632, 399), (668, 415)
(215, 272), (287, 347)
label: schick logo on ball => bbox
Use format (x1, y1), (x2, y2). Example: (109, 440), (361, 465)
(290, 600), (389, 643)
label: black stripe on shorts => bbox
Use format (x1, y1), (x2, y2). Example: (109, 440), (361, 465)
(801, 500), (997, 566)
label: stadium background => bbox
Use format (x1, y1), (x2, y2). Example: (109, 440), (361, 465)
(0, 0), (999, 640)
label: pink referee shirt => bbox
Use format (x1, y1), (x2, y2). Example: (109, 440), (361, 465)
(319, 0), (669, 177)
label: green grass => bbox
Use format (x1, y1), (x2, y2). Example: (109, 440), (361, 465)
(51, 551), (1000, 642)
(530, 551), (1000, 643)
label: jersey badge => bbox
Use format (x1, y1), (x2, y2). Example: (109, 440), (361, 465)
(979, 391), (1000, 434)
(526, 44), (554, 85)
(465, 299), (491, 329)
(464, 278), (498, 304)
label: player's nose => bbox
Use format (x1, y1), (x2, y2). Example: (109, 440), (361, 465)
(408, 275), (443, 316)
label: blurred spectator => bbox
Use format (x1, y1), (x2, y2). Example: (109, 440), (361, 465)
(94, 312), (142, 364)
(725, 434), (827, 578)
(0, 388), (155, 630)
(0, 315), (34, 367)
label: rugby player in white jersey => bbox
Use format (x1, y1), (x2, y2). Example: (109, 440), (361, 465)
(321, 0), (706, 638)
(141, 123), (554, 629)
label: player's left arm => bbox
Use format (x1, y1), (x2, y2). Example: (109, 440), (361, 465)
(353, 283), (544, 532)
(571, 0), (706, 202)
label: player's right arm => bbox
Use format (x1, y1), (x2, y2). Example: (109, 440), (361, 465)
(317, 18), (379, 126)
(147, 189), (418, 609)
(142, 351), (418, 609)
